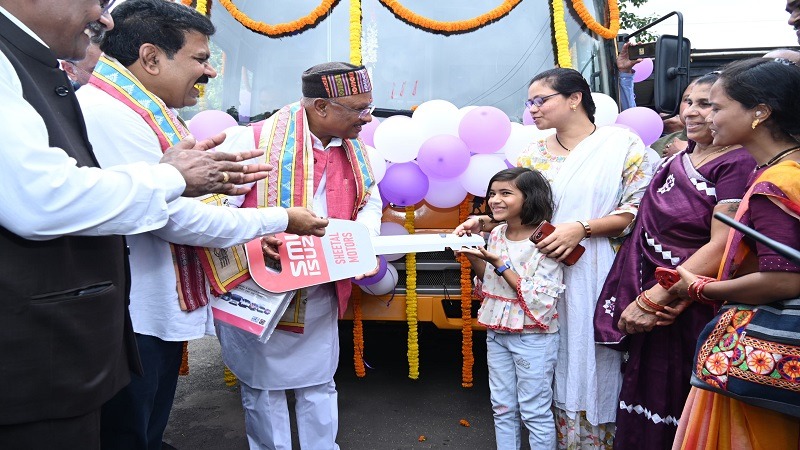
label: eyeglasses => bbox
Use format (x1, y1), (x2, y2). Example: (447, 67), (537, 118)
(328, 100), (375, 119)
(774, 57), (797, 66)
(100, 0), (117, 15)
(525, 92), (561, 109)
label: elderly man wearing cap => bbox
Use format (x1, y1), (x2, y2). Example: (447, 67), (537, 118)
(215, 62), (382, 450)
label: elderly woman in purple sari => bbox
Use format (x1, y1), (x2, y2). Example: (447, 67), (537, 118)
(593, 72), (756, 450)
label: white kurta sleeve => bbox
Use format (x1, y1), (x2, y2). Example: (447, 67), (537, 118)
(78, 86), (289, 248)
(0, 54), (185, 240)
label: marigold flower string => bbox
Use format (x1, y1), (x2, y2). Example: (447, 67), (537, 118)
(459, 197), (474, 387)
(572, 0), (620, 40)
(405, 207), (419, 379)
(224, 365), (238, 387)
(218, 0), (338, 38)
(180, 341), (189, 375)
(552, 0), (572, 68)
(349, 0), (362, 66)
(377, 0), (522, 35)
(196, 0), (209, 15)
(352, 284), (366, 377)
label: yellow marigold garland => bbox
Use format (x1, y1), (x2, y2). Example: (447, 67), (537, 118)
(349, 0), (362, 66)
(224, 365), (238, 387)
(352, 284), (366, 377)
(377, 0), (522, 35)
(196, 0), (208, 15)
(552, 0), (572, 69)
(405, 207), (419, 380)
(572, 0), (620, 40)
(458, 198), (474, 388)
(218, 0), (339, 38)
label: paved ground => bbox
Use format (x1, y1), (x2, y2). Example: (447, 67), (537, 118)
(163, 322), (529, 449)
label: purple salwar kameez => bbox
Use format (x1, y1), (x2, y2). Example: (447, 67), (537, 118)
(593, 146), (755, 450)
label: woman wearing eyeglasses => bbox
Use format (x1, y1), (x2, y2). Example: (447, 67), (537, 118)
(458, 68), (658, 449)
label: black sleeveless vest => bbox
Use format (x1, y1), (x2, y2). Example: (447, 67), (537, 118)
(0, 13), (137, 424)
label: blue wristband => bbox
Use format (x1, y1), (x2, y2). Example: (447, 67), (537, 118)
(494, 262), (512, 276)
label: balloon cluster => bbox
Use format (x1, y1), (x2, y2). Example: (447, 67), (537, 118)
(362, 100), (554, 207)
(187, 92), (664, 291)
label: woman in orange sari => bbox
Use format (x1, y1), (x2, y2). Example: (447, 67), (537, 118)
(669, 58), (800, 449)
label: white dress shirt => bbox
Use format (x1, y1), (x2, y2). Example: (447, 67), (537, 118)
(78, 83), (290, 341)
(0, 6), (187, 241)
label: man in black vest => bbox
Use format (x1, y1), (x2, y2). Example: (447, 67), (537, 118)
(0, 0), (270, 447)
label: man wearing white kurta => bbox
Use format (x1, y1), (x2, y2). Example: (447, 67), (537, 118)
(216, 62), (382, 450)
(75, 2), (327, 448)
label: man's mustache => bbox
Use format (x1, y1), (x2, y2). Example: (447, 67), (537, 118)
(196, 75), (210, 85)
(86, 21), (107, 45)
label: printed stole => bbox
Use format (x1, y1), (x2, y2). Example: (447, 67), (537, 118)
(200, 103), (374, 326)
(89, 55), (221, 311)
(718, 161), (800, 280)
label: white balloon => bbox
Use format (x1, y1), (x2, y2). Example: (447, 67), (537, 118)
(365, 145), (387, 183)
(411, 99), (461, 140)
(459, 154), (508, 197)
(380, 222), (409, 261)
(592, 92), (620, 127)
(360, 264), (399, 296)
(425, 178), (468, 208)
(373, 115), (425, 163)
(500, 123), (538, 164)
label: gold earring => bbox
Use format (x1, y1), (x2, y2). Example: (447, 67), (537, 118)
(752, 118), (760, 129)
(570, 104), (577, 111)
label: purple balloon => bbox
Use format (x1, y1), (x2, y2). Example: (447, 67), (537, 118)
(188, 110), (238, 141)
(359, 118), (381, 147)
(615, 107), (664, 146)
(458, 106), (512, 154)
(352, 256), (388, 286)
(379, 162), (430, 206)
(417, 135), (470, 179)
(632, 58), (654, 83)
(522, 106), (535, 126)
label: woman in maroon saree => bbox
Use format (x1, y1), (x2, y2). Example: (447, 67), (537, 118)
(593, 73), (756, 450)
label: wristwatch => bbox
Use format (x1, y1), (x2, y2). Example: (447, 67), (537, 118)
(494, 262), (512, 276)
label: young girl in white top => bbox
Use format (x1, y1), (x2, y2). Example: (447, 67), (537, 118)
(458, 167), (565, 450)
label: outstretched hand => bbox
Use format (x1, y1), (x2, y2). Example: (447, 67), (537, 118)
(285, 207), (328, 237)
(161, 132), (273, 197)
(455, 217), (481, 236)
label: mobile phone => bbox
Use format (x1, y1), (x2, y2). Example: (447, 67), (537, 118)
(530, 221), (585, 266)
(628, 42), (656, 60)
(654, 267), (680, 290)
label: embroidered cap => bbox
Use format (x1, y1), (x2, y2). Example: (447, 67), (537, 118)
(302, 62), (372, 98)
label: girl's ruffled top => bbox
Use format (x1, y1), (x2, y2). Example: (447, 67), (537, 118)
(475, 224), (565, 333)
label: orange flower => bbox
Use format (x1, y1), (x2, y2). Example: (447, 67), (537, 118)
(571, 0), (620, 40)
(459, 419), (471, 427)
(747, 349), (775, 375)
(418, 435), (427, 442)
(218, 0), (338, 38)
(780, 358), (800, 381)
(459, 197), (474, 388)
(352, 286), (366, 378)
(704, 352), (729, 376)
(377, 0), (522, 35)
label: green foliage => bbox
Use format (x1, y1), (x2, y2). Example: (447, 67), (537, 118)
(619, 0), (657, 43)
